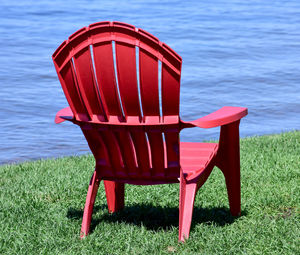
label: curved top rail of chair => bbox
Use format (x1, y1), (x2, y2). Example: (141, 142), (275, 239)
(52, 21), (182, 76)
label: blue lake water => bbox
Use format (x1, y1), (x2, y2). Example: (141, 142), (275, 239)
(1, 0), (300, 165)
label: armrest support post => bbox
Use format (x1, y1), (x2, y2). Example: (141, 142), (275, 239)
(216, 120), (241, 216)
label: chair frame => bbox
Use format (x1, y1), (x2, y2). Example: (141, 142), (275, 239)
(53, 21), (247, 242)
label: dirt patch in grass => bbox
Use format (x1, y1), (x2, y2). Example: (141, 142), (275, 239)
(279, 207), (297, 219)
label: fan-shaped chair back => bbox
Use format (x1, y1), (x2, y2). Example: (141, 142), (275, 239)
(53, 21), (182, 184)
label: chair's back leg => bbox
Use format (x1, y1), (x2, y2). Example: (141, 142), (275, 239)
(104, 181), (125, 213)
(217, 120), (241, 216)
(178, 171), (198, 242)
(80, 170), (101, 239)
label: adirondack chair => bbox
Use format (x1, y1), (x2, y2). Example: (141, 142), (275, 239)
(53, 21), (247, 242)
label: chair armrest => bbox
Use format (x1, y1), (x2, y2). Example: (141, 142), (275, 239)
(181, 106), (248, 129)
(54, 107), (74, 124)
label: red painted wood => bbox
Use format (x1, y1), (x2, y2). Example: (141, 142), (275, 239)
(164, 131), (180, 178)
(161, 63), (181, 117)
(59, 62), (90, 121)
(73, 47), (106, 121)
(92, 42), (123, 119)
(139, 49), (159, 116)
(147, 131), (165, 178)
(53, 21), (248, 243)
(54, 106), (73, 124)
(81, 128), (110, 169)
(179, 172), (197, 242)
(181, 106), (248, 129)
(130, 129), (151, 178)
(115, 42), (141, 118)
(114, 130), (138, 177)
(180, 142), (218, 180)
(216, 120), (241, 216)
(80, 170), (100, 239)
(99, 130), (125, 177)
(104, 180), (125, 213)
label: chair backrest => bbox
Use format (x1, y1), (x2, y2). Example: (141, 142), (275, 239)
(53, 21), (183, 183)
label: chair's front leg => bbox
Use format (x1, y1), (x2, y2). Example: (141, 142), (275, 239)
(178, 170), (198, 242)
(80, 170), (101, 239)
(217, 120), (241, 216)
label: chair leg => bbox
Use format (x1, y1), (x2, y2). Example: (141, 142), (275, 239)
(178, 172), (198, 242)
(104, 180), (125, 213)
(223, 162), (240, 216)
(80, 170), (101, 239)
(218, 121), (241, 216)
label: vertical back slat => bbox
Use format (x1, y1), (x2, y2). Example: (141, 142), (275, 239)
(115, 130), (138, 177)
(147, 131), (165, 177)
(115, 42), (141, 117)
(139, 49), (159, 117)
(73, 47), (106, 121)
(81, 128), (111, 169)
(59, 61), (90, 121)
(161, 63), (180, 117)
(93, 42), (123, 119)
(100, 129), (125, 177)
(164, 131), (180, 178)
(130, 129), (151, 178)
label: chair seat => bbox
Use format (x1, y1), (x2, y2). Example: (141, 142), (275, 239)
(100, 141), (219, 184)
(180, 142), (218, 179)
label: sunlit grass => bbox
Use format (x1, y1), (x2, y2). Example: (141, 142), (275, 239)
(0, 131), (299, 254)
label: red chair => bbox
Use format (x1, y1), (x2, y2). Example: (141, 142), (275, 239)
(53, 21), (247, 242)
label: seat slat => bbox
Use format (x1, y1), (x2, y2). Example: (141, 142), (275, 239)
(180, 142), (218, 174)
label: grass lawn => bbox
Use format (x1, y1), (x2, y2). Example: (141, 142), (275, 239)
(0, 131), (299, 254)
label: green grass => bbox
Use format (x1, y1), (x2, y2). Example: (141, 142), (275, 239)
(0, 131), (299, 254)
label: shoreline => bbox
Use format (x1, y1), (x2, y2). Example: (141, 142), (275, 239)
(1, 130), (299, 167)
